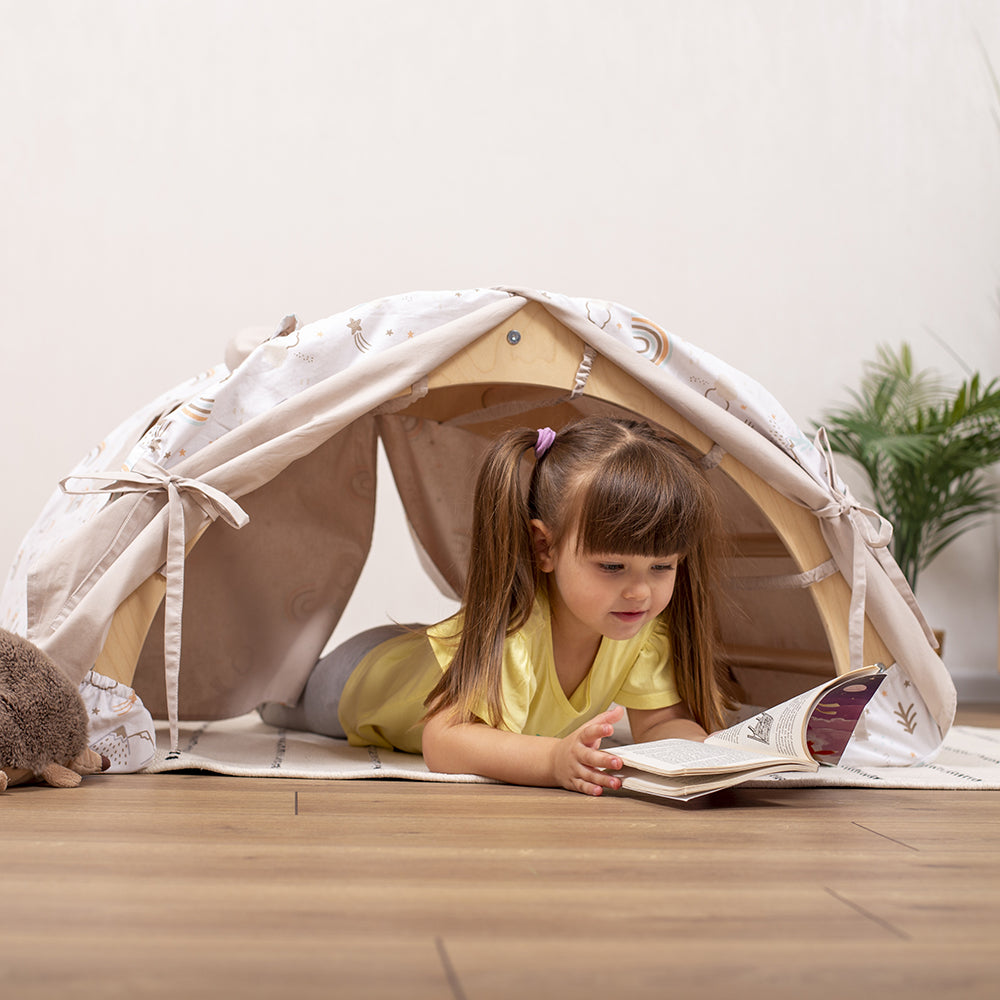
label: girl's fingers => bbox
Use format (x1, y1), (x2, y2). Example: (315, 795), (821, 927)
(579, 715), (619, 743)
(574, 740), (621, 770)
(572, 747), (623, 789)
(571, 705), (624, 751)
(575, 765), (623, 796)
(559, 708), (627, 795)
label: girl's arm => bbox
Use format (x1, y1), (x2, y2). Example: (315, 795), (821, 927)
(627, 701), (709, 743)
(422, 705), (627, 797)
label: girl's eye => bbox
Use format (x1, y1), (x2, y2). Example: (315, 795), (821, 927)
(653, 563), (677, 573)
(598, 563), (624, 573)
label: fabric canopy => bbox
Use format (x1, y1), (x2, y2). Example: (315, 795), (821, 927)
(1, 287), (956, 768)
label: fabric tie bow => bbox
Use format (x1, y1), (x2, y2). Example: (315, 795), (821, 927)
(62, 460), (250, 750)
(811, 428), (931, 670)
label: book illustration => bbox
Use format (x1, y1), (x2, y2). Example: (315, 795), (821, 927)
(805, 674), (887, 765)
(746, 713), (774, 745)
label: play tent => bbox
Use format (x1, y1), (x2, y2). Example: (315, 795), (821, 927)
(1, 287), (956, 770)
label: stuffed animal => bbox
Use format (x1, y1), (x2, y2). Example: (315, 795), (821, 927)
(1, 627), (108, 790)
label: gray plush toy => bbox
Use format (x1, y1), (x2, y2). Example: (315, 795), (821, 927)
(0, 627), (108, 791)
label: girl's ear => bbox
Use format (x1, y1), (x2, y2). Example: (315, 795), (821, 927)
(530, 519), (556, 572)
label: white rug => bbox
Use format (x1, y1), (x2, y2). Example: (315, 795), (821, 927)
(145, 714), (495, 783)
(750, 725), (1000, 790)
(142, 715), (1000, 791)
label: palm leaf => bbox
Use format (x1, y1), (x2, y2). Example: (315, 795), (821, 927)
(816, 343), (1000, 592)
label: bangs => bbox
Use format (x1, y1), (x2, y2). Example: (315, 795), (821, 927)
(570, 449), (710, 557)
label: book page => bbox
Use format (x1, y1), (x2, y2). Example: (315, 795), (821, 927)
(804, 672), (886, 764)
(706, 666), (886, 764)
(707, 690), (814, 760)
(619, 757), (817, 801)
(614, 738), (791, 777)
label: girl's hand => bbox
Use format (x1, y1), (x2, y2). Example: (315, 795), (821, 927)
(422, 704), (627, 795)
(551, 705), (626, 797)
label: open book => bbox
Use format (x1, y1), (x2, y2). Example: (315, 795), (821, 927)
(612, 664), (887, 801)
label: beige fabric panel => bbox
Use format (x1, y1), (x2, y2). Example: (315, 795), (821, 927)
(132, 420), (377, 720)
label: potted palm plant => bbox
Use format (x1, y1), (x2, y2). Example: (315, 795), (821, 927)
(818, 343), (1000, 594)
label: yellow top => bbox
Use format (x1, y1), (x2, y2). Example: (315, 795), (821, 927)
(337, 587), (681, 753)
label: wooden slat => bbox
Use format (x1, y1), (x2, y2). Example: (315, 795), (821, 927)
(92, 572), (167, 685)
(93, 528), (208, 686)
(723, 643), (837, 675)
(727, 532), (791, 559)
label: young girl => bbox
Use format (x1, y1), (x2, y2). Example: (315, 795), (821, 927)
(260, 416), (731, 796)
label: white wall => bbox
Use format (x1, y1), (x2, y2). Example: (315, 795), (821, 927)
(3, 0), (999, 698)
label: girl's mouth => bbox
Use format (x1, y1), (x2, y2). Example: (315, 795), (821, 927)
(612, 610), (646, 623)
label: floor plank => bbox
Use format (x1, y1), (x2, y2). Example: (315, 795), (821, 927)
(3, 704), (999, 998)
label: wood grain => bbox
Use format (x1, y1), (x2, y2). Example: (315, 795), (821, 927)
(4, 705), (999, 999)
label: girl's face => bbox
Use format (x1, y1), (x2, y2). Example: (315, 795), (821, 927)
(531, 521), (680, 644)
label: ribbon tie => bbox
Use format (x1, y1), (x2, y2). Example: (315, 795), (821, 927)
(813, 427), (890, 670)
(812, 428), (931, 670)
(61, 460), (250, 750)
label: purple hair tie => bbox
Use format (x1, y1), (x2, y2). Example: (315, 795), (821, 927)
(535, 427), (557, 458)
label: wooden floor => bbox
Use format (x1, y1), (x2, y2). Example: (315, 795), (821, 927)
(6, 705), (1000, 1000)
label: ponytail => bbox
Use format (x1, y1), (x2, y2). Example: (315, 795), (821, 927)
(424, 428), (539, 726)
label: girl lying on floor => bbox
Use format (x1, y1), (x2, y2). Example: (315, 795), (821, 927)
(260, 415), (732, 796)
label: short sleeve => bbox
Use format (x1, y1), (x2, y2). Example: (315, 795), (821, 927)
(426, 617), (536, 732)
(612, 622), (681, 710)
(492, 631), (536, 732)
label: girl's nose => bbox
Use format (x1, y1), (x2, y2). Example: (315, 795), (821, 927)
(622, 576), (651, 601)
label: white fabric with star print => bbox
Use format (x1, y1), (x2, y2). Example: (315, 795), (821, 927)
(79, 669), (156, 772)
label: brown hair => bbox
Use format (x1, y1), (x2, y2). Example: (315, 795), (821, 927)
(425, 416), (731, 732)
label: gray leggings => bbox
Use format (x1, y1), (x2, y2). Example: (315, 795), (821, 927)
(258, 623), (413, 739)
